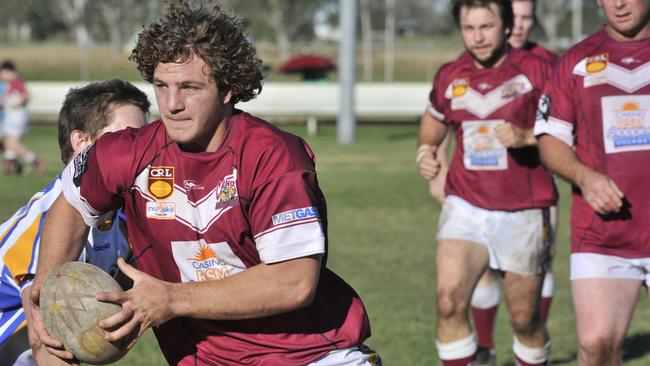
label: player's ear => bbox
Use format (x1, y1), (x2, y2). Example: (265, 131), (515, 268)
(221, 90), (233, 104)
(70, 130), (92, 155)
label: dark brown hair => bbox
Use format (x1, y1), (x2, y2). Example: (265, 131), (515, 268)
(58, 79), (150, 163)
(452, 0), (514, 33)
(130, 1), (263, 104)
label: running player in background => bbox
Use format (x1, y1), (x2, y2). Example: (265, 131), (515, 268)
(0, 79), (150, 366)
(535, 0), (650, 364)
(508, 0), (558, 64)
(469, 1), (559, 363)
(426, 2), (558, 363)
(417, 0), (556, 365)
(0, 61), (44, 176)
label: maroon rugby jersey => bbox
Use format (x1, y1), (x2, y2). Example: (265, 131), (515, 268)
(534, 28), (650, 257)
(61, 111), (371, 365)
(428, 47), (557, 211)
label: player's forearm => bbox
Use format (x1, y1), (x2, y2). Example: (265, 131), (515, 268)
(538, 134), (593, 186)
(169, 255), (321, 320)
(418, 112), (448, 148)
(33, 195), (89, 288)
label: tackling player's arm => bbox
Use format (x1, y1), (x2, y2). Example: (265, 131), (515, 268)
(538, 134), (623, 214)
(417, 111), (449, 181)
(30, 195), (89, 362)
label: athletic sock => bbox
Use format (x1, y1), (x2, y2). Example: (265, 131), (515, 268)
(471, 281), (500, 349)
(24, 152), (36, 164)
(540, 272), (554, 323)
(513, 337), (551, 366)
(436, 333), (477, 366)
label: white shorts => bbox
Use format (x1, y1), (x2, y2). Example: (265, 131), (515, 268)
(571, 253), (650, 286)
(308, 345), (381, 366)
(437, 195), (551, 276)
(2, 110), (28, 137)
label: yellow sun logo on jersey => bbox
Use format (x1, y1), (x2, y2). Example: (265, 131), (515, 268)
(189, 243), (218, 261)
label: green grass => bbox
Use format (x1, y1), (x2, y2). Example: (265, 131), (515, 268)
(4, 123), (650, 365)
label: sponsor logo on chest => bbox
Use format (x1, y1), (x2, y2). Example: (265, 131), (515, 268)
(146, 201), (176, 219)
(601, 96), (650, 154)
(171, 240), (246, 283)
(148, 166), (174, 199)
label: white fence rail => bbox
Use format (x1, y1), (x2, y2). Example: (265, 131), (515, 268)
(26, 81), (430, 123)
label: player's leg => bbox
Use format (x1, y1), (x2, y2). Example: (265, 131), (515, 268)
(471, 269), (499, 365)
(501, 271), (549, 366)
(2, 114), (42, 175)
(571, 253), (643, 366)
(434, 195), (492, 365)
(573, 279), (639, 366)
(436, 238), (490, 366)
(491, 207), (552, 366)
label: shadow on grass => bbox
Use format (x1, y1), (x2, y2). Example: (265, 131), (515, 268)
(623, 332), (650, 361)
(502, 353), (578, 366)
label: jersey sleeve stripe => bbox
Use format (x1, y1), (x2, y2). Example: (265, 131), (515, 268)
(255, 221), (325, 263)
(61, 163), (108, 227)
(427, 102), (445, 121)
(534, 116), (574, 146)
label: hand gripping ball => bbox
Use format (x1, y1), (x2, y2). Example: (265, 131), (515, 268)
(39, 261), (129, 364)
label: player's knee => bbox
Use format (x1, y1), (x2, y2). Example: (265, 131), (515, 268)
(579, 334), (620, 361)
(509, 308), (539, 336)
(436, 289), (468, 320)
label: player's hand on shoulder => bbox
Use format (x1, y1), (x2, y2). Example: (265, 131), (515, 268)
(576, 169), (624, 215)
(417, 145), (441, 180)
(96, 258), (174, 348)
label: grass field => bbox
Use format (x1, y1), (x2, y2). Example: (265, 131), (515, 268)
(4, 123), (650, 365)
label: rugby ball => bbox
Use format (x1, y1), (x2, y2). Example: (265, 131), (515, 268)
(39, 261), (129, 364)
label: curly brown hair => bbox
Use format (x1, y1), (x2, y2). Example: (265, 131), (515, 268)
(130, 1), (263, 104)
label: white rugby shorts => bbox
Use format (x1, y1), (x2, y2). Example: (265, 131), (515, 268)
(308, 345), (381, 366)
(436, 195), (551, 275)
(2, 109), (28, 137)
(571, 253), (650, 286)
